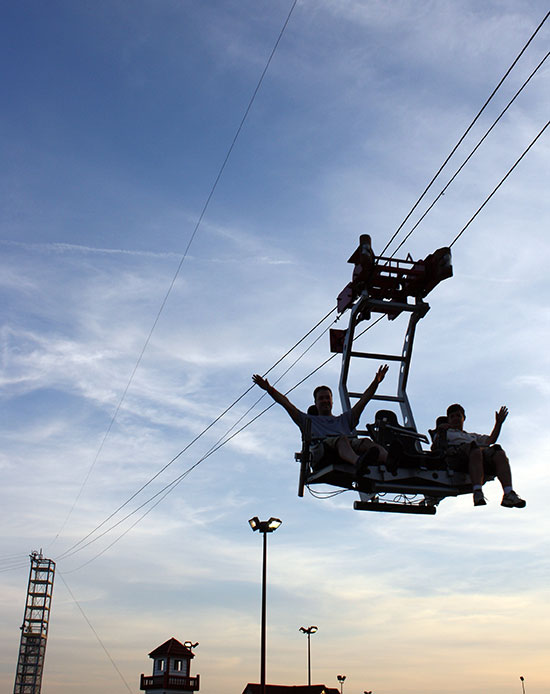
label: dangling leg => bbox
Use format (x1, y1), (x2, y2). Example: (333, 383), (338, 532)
(469, 447), (486, 506)
(493, 448), (526, 508)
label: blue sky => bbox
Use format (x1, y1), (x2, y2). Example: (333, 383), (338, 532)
(1, 2), (549, 693)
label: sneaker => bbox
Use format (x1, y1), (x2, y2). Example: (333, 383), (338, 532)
(473, 489), (487, 506)
(501, 491), (526, 508)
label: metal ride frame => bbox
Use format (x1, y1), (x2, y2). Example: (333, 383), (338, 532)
(13, 552), (56, 694)
(336, 267), (427, 434)
(298, 235), (457, 514)
(333, 234), (452, 432)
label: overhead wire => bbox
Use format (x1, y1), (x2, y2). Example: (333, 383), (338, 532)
(390, 48), (550, 258)
(54, 304), (335, 562)
(58, 89), (550, 563)
(41, 85), (550, 570)
(10, 10), (546, 692)
(60, 316), (385, 571)
(43, 6), (548, 570)
(49, 0), (301, 548)
(58, 310), (339, 565)
(50, 4), (547, 556)
(59, 573), (134, 694)
(449, 119), (549, 248)
(0, 557), (33, 574)
(380, 8), (549, 258)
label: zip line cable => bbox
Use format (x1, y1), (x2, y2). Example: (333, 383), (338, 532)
(186, 312), (341, 470)
(48, 13), (547, 667)
(47, 3), (546, 557)
(54, 305), (335, 561)
(0, 557), (33, 574)
(59, 573), (134, 694)
(30, 101), (550, 570)
(449, 119), (549, 248)
(56, 97), (547, 574)
(49, 0), (301, 548)
(60, 316), (384, 572)
(390, 49), (550, 258)
(57, 310), (339, 564)
(37, 79), (548, 566)
(49, 99), (550, 567)
(380, 8), (549, 258)
(40, 7), (546, 570)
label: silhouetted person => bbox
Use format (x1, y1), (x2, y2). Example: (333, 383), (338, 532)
(252, 366), (389, 469)
(442, 403), (525, 507)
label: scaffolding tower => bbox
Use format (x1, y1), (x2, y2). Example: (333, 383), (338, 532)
(13, 551), (56, 694)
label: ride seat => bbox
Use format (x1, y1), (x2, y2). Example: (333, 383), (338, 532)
(367, 410), (426, 451)
(428, 416), (449, 453)
(367, 409), (446, 470)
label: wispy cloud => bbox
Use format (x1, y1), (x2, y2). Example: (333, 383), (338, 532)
(0, 239), (181, 259)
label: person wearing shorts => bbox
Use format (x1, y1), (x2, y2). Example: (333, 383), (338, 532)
(252, 366), (389, 470)
(443, 403), (526, 508)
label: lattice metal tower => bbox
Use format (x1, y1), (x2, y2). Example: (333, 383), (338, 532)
(13, 551), (56, 694)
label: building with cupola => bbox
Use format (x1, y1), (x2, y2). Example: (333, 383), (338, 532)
(140, 638), (200, 694)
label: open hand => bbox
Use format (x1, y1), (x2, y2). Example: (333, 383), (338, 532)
(252, 374), (270, 391)
(375, 364), (389, 383)
(495, 406), (508, 425)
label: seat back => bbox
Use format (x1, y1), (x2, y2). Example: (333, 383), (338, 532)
(368, 409), (427, 453)
(429, 416), (448, 452)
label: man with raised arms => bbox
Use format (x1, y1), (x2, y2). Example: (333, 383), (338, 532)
(443, 403), (526, 508)
(252, 365), (389, 469)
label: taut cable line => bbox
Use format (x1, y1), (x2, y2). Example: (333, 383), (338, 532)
(390, 49), (550, 258)
(449, 119), (549, 248)
(50, 0), (301, 548)
(60, 317), (384, 571)
(380, 9), (549, 258)
(55, 303), (334, 561)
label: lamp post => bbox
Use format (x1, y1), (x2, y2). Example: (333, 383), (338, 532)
(299, 626), (318, 686)
(249, 517), (282, 694)
(520, 676), (526, 694)
(337, 674), (346, 694)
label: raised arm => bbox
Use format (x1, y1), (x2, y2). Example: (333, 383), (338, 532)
(350, 364), (389, 428)
(252, 374), (302, 427)
(487, 405), (508, 444)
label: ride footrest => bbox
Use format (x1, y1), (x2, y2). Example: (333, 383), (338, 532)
(354, 500), (437, 515)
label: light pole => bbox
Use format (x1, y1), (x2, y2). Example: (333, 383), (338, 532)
(249, 517), (282, 694)
(520, 676), (526, 694)
(337, 674), (346, 694)
(299, 626), (318, 686)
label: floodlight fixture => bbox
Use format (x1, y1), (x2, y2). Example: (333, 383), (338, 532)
(248, 517), (282, 533)
(299, 625), (318, 635)
(267, 517), (282, 531)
